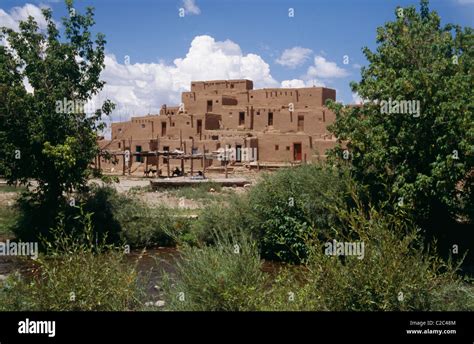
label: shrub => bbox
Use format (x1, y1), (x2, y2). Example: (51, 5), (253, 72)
(0, 210), (145, 311)
(161, 230), (267, 311)
(247, 164), (350, 263)
(12, 191), (69, 243)
(264, 200), (474, 311)
(13, 185), (191, 248)
(191, 193), (256, 245)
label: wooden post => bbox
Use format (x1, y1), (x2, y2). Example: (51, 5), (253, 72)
(122, 153), (125, 175)
(145, 154), (148, 175)
(190, 138), (194, 176)
(167, 151), (170, 178)
(224, 146), (228, 179)
(202, 144), (206, 178)
(128, 137), (132, 176)
(155, 136), (159, 177)
(181, 156), (185, 176)
(183, 141), (187, 176)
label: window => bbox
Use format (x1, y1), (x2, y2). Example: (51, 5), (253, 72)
(211, 135), (219, 140)
(207, 100), (213, 112)
(239, 112), (245, 126)
(118, 128), (122, 132)
(286, 146), (290, 151)
(297, 115), (304, 131)
(256, 111), (260, 116)
(141, 124), (146, 128)
(275, 145), (279, 151)
(118, 142), (121, 149)
(268, 112), (273, 126)
(161, 122), (166, 136)
(230, 84), (234, 89)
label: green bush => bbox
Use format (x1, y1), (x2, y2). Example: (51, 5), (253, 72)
(12, 191), (69, 243)
(264, 201), (474, 311)
(161, 230), (267, 311)
(13, 185), (191, 249)
(247, 164), (350, 263)
(0, 210), (145, 311)
(191, 193), (256, 245)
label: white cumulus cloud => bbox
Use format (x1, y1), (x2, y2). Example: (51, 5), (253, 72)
(307, 55), (349, 79)
(0, 3), (50, 31)
(96, 35), (278, 120)
(182, 0), (201, 15)
(276, 46), (312, 68)
(280, 78), (325, 88)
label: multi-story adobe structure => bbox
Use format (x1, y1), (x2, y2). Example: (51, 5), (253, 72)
(98, 79), (338, 174)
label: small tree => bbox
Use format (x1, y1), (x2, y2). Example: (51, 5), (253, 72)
(0, 0), (114, 238)
(327, 1), (473, 230)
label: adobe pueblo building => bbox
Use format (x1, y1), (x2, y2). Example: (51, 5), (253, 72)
(98, 79), (337, 175)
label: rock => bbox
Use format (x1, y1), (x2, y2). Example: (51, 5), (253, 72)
(209, 188), (215, 193)
(144, 300), (165, 307)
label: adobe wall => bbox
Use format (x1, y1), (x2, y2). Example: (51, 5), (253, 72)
(101, 79), (339, 170)
(256, 133), (313, 162)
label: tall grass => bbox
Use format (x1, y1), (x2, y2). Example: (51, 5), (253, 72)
(161, 230), (267, 311)
(159, 192), (474, 311)
(0, 209), (145, 311)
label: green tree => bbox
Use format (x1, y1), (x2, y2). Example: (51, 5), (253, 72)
(327, 1), (473, 232)
(0, 0), (114, 238)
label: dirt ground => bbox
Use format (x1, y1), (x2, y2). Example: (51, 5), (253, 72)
(0, 168), (265, 210)
(0, 192), (17, 207)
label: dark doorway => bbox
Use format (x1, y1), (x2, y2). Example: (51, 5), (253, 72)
(293, 143), (302, 161)
(161, 122), (166, 136)
(207, 100), (213, 112)
(239, 112), (245, 126)
(197, 119), (202, 134)
(135, 145), (142, 162)
(268, 112), (273, 126)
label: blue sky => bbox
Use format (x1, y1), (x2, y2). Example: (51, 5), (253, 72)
(1, 0), (473, 120)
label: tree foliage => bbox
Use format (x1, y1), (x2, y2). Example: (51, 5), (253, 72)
(327, 0), (473, 228)
(0, 0), (113, 202)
